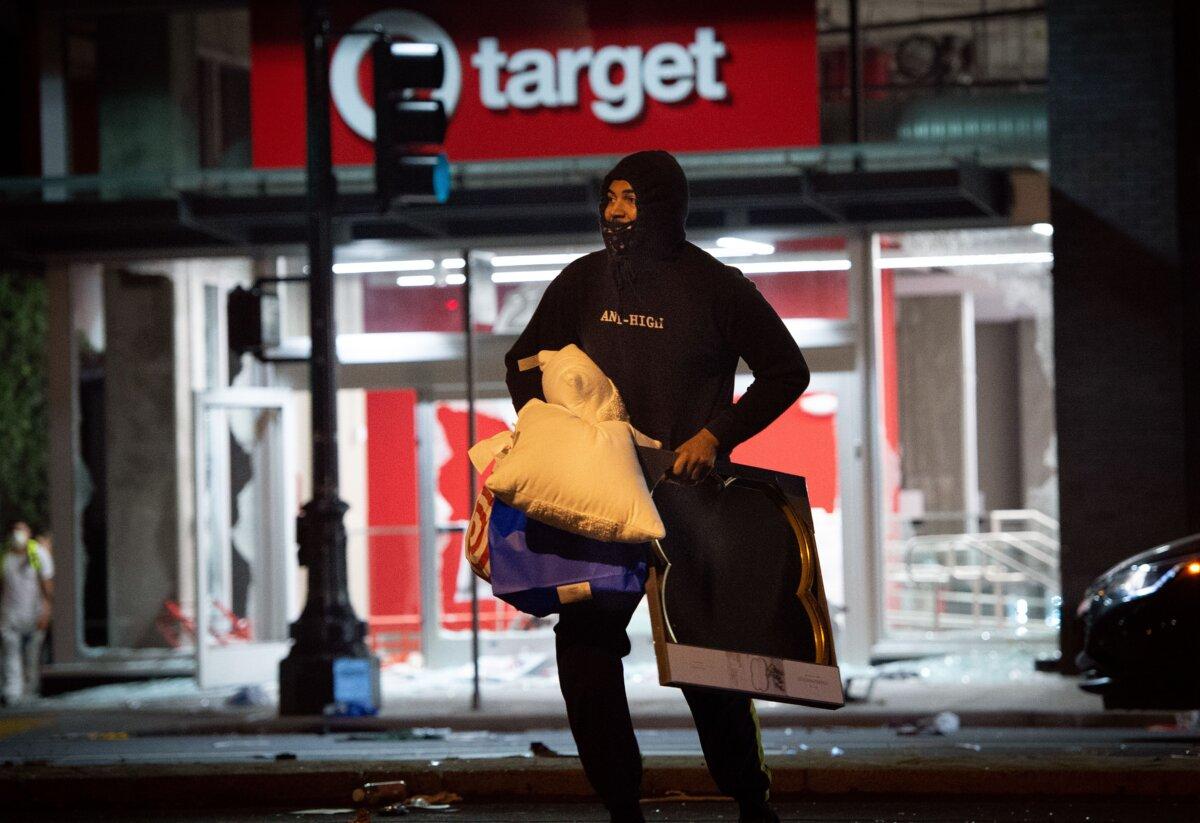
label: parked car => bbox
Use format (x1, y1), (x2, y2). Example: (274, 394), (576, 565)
(1076, 533), (1200, 709)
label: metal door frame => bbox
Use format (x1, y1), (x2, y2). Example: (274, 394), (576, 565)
(193, 386), (298, 687)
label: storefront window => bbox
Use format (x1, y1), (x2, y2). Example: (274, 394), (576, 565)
(328, 234), (855, 662)
(817, 0), (1047, 146)
(878, 226), (1060, 645)
(331, 235), (855, 659)
(59, 225), (1059, 678)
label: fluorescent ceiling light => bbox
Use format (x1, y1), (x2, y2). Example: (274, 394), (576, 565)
(333, 259), (435, 274)
(703, 237), (777, 258)
(1031, 223), (1054, 237)
(491, 269), (561, 283)
(445, 273), (466, 285)
(704, 247), (757, 258)
(276, 332), (462, 364)
(490, 253), (584, 267)
(880, 252), (1054, 269)
(716, 236), (775, 255)
(396, 274), (437, 287)
(740, 259), (852, 274)
(441, 257), (467, 269)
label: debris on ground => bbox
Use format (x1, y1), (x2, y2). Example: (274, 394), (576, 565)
(342, 728), (449, 742)
(353, 779), (409, 808)
(405, 792), (462, 812)
(843, 667), (922, 703)
(529, 741), (570, 757)
(641, 790), (727, 803)
(897, 710), (961, 736)
(226, 685), (271, 707)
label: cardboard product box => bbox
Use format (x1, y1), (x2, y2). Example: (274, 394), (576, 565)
(637, 447), (844, 710)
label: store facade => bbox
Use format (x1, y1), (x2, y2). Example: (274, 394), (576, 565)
(20, 0), (1057, 687)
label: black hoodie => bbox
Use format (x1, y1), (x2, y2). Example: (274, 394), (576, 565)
(504, 150), (810, 454)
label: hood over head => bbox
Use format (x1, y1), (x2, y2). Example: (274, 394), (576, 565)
(599, 150), (689, 264)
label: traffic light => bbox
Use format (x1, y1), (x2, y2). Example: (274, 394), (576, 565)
(373, 38), (451, 206)
(228, 285), (281, 359)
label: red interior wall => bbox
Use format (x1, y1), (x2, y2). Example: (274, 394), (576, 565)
(365, 390), (421, 628)
(881, 268), (900, 514)
(731, 397), (838, 513)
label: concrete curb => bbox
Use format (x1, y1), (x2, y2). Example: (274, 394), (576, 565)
(24, 708), (1176, 738)
(3, 754), (1198, 811)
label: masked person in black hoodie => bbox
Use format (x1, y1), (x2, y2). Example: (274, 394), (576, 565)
(504, 150), (809, 823)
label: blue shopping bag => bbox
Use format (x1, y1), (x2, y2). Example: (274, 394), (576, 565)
(487, 498), (648, 617)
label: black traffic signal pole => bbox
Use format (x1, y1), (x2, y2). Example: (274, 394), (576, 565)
(462, 250), (481, 710)
(848, 0), (864, 144)
(279, 0), (380, 715)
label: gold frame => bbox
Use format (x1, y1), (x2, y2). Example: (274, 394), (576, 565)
(643, 455), (843, 709)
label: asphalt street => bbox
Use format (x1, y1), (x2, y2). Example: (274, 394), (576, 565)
(6, 797), (1199, 822)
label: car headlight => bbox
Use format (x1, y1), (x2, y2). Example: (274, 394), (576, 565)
(1114, 559), (1181, 596)
(1087, 556), (1200, 611)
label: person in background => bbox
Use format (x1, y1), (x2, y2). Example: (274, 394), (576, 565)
(1, 520), (54, 705)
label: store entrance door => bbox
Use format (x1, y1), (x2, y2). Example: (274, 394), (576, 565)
(193, 388), (298, 688)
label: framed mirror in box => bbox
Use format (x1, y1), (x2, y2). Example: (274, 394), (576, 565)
(637, 447), (844, 709)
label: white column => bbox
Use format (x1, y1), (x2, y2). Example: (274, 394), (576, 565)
(841, 233), (886, 665)
(334, 276), (371, 623)
(960, 292), (980, 533)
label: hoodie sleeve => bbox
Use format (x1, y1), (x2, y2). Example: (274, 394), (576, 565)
(503, 271), (579, 414)
(703, 269), (810, 451)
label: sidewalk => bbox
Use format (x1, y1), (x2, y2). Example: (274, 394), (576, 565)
(21, 645), (1151, 732)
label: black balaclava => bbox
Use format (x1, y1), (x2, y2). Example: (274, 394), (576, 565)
(599, 150), (689, 267)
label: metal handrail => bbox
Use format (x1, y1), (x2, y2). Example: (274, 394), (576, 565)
(891, 510), (1065, 632)
(989, 508), (1059, 535)
(902, 527), (1058, 590)
(995, 530), (1059, 568)
(959, 535), (1057, 589)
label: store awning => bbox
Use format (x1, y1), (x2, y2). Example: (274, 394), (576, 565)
(0, 142), (1034, 257)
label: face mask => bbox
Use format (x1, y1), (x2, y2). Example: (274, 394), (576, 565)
(601, 218), (636, 256)
(10, 531), (28, 549)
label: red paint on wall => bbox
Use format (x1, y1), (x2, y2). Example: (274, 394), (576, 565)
(435, 405), (511, 523)
(433, 404), (523, 632)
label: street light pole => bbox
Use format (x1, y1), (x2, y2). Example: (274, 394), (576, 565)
(279, 0), (380, 715)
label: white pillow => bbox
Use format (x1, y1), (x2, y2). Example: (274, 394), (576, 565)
(523, 344), (628, 424)
(485, 399), (665, 543)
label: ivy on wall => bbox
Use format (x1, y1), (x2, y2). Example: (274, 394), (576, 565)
(0, 270), (48, 530)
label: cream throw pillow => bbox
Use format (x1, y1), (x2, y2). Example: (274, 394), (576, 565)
(485, 399), (665, 543)
(527, 344), (628, 424)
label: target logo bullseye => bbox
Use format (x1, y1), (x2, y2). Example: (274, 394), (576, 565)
(330, 9), (462, 141)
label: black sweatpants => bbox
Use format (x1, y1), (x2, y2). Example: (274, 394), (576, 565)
(554, 598), (771, 813)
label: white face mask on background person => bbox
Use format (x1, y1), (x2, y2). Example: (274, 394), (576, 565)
(10, 530), (28, 549)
